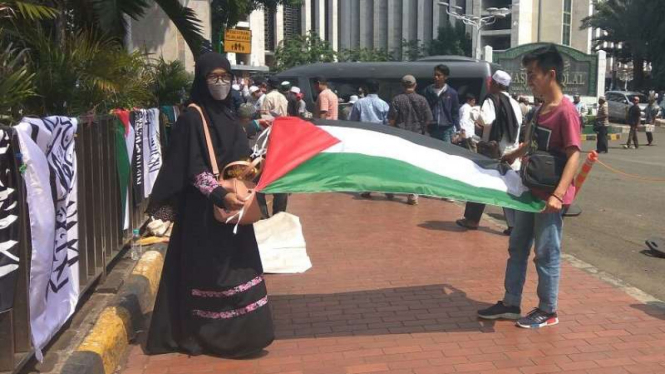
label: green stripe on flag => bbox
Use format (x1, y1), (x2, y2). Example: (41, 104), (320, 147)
(261, 152), (545, 213)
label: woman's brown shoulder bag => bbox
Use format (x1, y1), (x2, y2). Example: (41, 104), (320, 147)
(189, 104), (263, 226)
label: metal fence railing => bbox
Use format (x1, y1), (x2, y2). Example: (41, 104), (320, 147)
(0, 115), (151, 374)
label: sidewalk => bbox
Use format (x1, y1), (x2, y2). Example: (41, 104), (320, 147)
(119, 194), (665, 374)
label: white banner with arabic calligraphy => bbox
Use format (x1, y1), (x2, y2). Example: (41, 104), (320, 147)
(16, 117), (79, 361)
(143, 109), (162, 198)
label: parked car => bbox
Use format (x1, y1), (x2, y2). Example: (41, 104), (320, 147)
(605, 91), (647, 123)
(275, 56), (500, 115)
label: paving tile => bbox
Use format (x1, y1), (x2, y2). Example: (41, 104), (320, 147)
(114, 194), (665, 374)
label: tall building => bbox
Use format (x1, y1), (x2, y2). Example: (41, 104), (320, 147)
(125, 0), (600, 73)
(237, 0), (454, 68)
(468, 0), (595, 57)
(235, 0), (597, 69)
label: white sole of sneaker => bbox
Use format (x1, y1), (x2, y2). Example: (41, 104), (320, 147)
(516, 317), (559, 329)
(477, 313), (521, 320)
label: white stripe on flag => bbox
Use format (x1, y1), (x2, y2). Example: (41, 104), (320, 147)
(319, 126), (527, 197)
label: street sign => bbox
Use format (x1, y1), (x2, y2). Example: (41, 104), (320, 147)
(494, 43), (599, 97)
(224, 29), (251, 54)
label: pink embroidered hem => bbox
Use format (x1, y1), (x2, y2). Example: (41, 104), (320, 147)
(191, 276), (264, 298)
(192, 296), (268, 320)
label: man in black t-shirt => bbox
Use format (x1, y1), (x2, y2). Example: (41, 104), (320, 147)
(625, 96), (641, 149)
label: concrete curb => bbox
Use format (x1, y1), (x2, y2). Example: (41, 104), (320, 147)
(581, 133), (621, 141)
(60, 245), (166, 374)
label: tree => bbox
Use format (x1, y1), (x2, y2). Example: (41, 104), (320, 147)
(428, 21), (472, 57)
(400, 39), (426, 61)
(43, 0), (205, 57)
(150, 56), (193, 106)
(273, 31), (335, 71)
(211, 0), (301, 54)
(0, 0), (57, 20)
(338, 47), (394, 62)
(0, 1), (57, 122)
(580, 0), (661, 90)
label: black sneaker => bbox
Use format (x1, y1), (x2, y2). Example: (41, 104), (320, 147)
(477, 301), (521, 320)
(360, 192), (372, 199)
(516, 308), (559, 329)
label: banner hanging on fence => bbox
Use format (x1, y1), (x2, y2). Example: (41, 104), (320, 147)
(144, 108), (162, 198)
(0, 128), (20, 313)
(16, 117), (79, 361)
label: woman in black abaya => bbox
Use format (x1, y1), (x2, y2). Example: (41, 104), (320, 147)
(145, 52), (274, 358)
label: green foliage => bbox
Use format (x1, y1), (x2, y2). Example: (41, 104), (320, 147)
(149, 56), (193, 106)
(0, 0), (57, 20)
(428, 22), (472, 57)
(400, 39), (426, 61)
(55, 0), (204, 57)
(581, 0), (665, 90)
(23, 29), (154, 116)
(0, 40), (35, 123)
(338, 48), (394, 62)
(211, 0), (301, 53)
(273, 31), (336, 72)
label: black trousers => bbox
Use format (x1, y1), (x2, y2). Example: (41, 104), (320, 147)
(646, 131), (654, 145)
(626, 125), (639, 148)
(256, 193), (288, 218)
(596, 126), (608, 153)
(464, 202), (486, 223)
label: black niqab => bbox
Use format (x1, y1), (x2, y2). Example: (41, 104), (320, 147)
(147, 52), (251, 213)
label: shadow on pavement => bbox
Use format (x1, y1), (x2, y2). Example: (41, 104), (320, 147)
(417, 220), (506, 236)
(630, 301), (665, 321)
(271, 284), (497, 339)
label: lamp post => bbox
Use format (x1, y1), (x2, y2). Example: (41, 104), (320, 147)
(438, 1), (511, 59)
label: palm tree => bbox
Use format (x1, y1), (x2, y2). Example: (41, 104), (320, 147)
(0, 0), (57, 19)
(45, 0), (205, 57)
(580, 0), (660, 90)
(92, 0), (205, 55)
(0, 1), (57, 122)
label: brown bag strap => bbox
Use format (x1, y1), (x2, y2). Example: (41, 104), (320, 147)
(189, 104), (220, 178)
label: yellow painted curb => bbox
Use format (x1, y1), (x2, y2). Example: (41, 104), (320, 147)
(70, 248), (166, 374)
(132, 250), (165, 299)
(77, 306), (131, 374)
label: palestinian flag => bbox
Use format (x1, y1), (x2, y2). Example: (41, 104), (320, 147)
(256, 118), (545, 213)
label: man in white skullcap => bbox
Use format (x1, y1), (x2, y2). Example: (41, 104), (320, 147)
(456, 70), (523, 234)
(248, 85), (265, 112)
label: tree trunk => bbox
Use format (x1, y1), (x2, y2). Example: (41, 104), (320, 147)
(632, 56), (644, 91)
(54, 1), (66, 47)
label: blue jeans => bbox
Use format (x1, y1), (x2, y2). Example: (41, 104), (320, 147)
(503, 209), (563, 313)
(429, 125), (455, 143)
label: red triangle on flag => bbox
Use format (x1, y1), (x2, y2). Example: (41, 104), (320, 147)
(256, 117), (340, 191)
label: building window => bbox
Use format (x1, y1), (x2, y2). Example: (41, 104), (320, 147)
(562, 0), (572, 46)
(264, 8), (276, 51)
(324, 0), (331, 41)
(284, 4), (302, 39)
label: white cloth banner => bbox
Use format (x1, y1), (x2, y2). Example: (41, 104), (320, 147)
(123, 123), (135, 230)
(0, 129), (20, 311)
(16, 117), (79, 361)
(143, 109), (162, 198)
(254, 213), (311, 274)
